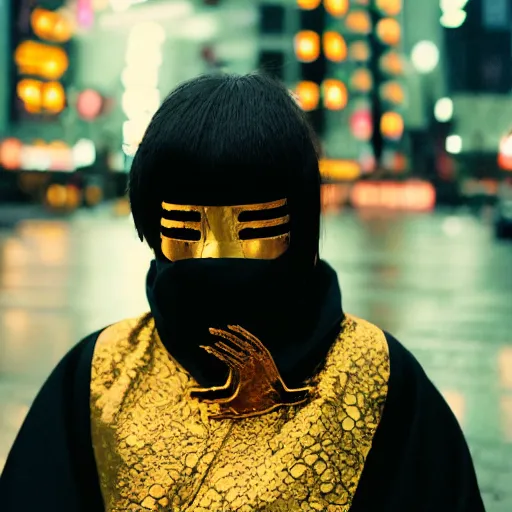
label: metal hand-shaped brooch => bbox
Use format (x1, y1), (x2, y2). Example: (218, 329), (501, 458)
(190, 325), (314, 420)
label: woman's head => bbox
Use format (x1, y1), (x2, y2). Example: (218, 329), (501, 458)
(129, 73), (321, 271)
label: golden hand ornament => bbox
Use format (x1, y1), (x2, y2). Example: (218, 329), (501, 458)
(190, 325), (314, 420)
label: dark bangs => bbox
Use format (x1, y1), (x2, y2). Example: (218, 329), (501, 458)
(129, 73), (321, 267)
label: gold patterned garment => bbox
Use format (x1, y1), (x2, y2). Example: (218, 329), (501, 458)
(91, 314), (390, 512)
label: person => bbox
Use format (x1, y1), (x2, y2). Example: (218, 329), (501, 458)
(0, 73), (485, 512)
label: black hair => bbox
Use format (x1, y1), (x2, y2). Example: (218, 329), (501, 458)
(129, 72), (321, 269)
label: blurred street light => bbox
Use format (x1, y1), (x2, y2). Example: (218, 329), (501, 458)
(446, 134), (462, 154)
(322, 79), (348, 111)
(411, 40), (439, 74)
(294, 30), (321, 62)
(323, 32), (347, 62)
(440, 0), (468, 29)
(434, 97), (454, 122)
(297, 0), (321, 9)
(295, 81), (320, 111)
(324, 0), (350, 17)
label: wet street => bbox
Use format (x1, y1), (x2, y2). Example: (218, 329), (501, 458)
(0, 207), (511, 510)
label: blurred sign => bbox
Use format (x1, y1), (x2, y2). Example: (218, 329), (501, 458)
(319, 159), (361, 181)
(482, 0), (509, 29)
(351, 181), (436, 211)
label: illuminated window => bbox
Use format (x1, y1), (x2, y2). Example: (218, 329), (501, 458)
(294, 30), (321, 62)
(376, 18), (401, 46)
(323, 32), (347, 62)
(380, 111), (404, 140)
(322, 79), (348, 111)
(324, 0), (349, 17)
(295, 81), (320, 111)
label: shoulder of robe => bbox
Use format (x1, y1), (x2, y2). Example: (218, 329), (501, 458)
(319, 313), (391, 405)
(90, 313), (155, 423)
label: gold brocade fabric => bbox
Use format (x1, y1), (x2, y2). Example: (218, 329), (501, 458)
(90, 314), (390, 512)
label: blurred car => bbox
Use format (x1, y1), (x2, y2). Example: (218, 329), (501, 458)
(495, 179), (512, 238)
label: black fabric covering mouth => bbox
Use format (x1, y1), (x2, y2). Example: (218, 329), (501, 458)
(146, 256), (344, 388)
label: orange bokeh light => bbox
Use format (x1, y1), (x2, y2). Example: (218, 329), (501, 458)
(294, 30), (321, 63)
(17, 79), (66, 114)
(376, 0), (402, 16)
(380, 111), (404, 140)
(295, 81), (320, 111)
(324, 0), (349, 17)
(297, 0), (321, 9)
(15, 41), (69, 80)
(349, 41), (371, 61)
(351, 68), (373, 92)
(323, 32), (347, 62)
(351, 181), (436, 211)
(322, 79), (348, 111)
(381, 81), (405, 104)
(345, 11), (372, 34)
(0, 138), (23, 170)
(377, 18), (401, 46)
(31, 8), (73, 43)
(380, 51), (404, 75)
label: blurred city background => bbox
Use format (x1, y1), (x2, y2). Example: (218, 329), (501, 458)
(0, 0), (511, 510)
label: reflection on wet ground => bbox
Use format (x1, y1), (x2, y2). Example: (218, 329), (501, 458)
(0, 207), (511, 510)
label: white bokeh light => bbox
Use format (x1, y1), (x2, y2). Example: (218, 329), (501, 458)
(411, 41), (439, 74)
(434, 97), (454, 122)
(446, 134), (462, 154)
(73, 138), (96, 168)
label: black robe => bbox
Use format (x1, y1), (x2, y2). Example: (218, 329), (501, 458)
(0, 327), (484, 511)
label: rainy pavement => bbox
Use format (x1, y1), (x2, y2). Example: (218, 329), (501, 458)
(0, 206), (511, 511)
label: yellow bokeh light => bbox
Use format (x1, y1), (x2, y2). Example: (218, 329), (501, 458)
(15, 41), (69, 80)
(381, 111), (404, 140)
(324, 0), (349, 17)
(297, 0), (321, 9)
(17, 79), (42, 108)
(323, 31), (347, 63)
(31, 8), (73, 43)
(43, 82), (66, 113)
(295, 81), (320, 111)
(376, 0), (402, 16)
(294, 30), (321, 63)
(322, 79), (348, 111)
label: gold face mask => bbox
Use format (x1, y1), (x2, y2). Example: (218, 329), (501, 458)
(160, 198), (290, 261)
